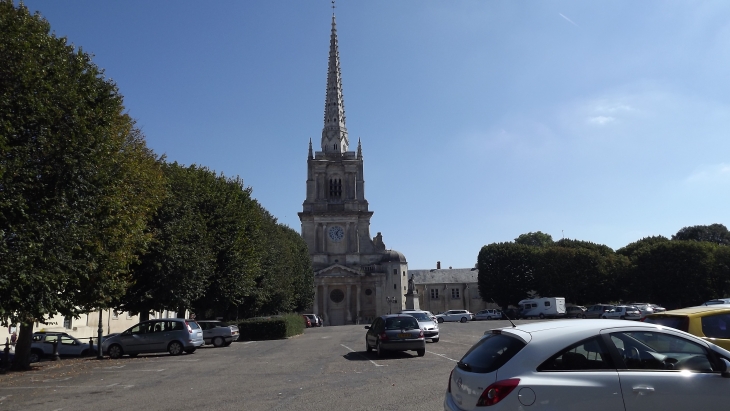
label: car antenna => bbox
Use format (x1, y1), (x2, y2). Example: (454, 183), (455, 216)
(492, 298), (517, 328)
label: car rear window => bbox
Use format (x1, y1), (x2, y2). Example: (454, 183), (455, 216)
(457, 333), (526, 374)
(701, 313), (730, 339)
(187, 321), (201, 329)
(643, 315), (689, 332)
(385, 317), (419, 330)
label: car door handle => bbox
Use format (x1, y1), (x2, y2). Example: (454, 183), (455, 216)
(632, 386), (654, 395)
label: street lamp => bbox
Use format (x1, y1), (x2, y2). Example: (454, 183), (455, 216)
(386, 297), (397, 314)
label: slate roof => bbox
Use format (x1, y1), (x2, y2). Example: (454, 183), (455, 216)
(408, 268), (479, 284)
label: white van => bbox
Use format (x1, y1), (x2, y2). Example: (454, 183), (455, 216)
(518, 297), (566, 319)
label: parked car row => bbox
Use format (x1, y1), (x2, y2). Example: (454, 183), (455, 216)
(97, 318), (237, 360)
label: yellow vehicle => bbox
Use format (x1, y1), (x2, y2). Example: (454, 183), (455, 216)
(643, 306), (730, 351)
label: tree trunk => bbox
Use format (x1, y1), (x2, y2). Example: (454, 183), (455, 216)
(11, 321), (34, 371)
(139, 311), (150, 322)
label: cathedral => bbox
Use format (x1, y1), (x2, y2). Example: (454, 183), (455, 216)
(298, 12), (408, 326)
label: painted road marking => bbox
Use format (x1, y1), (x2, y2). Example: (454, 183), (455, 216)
(340, 344), (385, 367)
(0, 384), (134, 390)
(427, 351), (458, 362)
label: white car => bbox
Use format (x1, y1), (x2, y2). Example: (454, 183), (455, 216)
(629, 303), (654, 319)
(475, 309), (502, 320)
(601, 305), (641, 320)
(30, 332), (92, 362)
(445, 319), (730, 411)
(435, 310), (474, 323)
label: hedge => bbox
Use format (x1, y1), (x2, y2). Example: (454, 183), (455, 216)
(237, 313), (305, 341)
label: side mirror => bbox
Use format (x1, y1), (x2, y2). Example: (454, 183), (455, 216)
(720, 358), (730, 378)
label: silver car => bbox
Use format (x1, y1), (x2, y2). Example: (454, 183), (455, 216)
(30, 332), (92, 362)
(399, 310), (439, 342)
(102, 318), (204, 359)
(197, 320), (240, 347)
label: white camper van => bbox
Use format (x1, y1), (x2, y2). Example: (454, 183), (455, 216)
(518, 297), (566, 319)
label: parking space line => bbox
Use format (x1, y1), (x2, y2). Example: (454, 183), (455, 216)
(0, 384), (134, 390)
(340, 344), (385, 367)
(437, 340), (472, 346)
(96, 368), (165, 372)
(427, 351), (458, 362)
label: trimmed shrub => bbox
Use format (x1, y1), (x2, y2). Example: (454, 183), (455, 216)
(237, 313), (305, 341)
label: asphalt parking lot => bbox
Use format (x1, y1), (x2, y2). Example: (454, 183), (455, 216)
(0, 319), (538, 411)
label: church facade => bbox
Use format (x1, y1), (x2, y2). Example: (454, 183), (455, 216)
(298, 13), (407, 326)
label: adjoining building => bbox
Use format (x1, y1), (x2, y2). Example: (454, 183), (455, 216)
(408, 262), (490, 315)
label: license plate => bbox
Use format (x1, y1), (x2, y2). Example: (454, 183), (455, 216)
(397, 333), (411, 338)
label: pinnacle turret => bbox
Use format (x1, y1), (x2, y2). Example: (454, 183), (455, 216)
(321, 13), (349, 154)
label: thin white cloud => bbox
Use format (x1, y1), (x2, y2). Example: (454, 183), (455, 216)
(595, 104), (633, 113)
(684, 163), (730, 184)
(588, 116), (615, 125)
(559, 13), (578, 27)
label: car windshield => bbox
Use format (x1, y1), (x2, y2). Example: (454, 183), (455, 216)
(385, 317), (419, 330)
(407, 312), (431, 321)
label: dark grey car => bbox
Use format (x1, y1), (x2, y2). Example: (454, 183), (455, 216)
(102, 318), (204, 359)
(364, 314), (426, 357)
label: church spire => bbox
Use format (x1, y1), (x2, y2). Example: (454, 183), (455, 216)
(321, 11), (349, 154)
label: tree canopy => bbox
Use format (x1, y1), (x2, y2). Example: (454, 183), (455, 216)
(479, 229), (730, 310)
(672, 224), (730, 245)
(514, 231), (554, 247)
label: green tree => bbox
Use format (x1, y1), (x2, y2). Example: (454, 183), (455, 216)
(616, 236), (670, 258)
(672, 224), (730, 245)
(0, 1), (164, 370)
(477, 243), (537, 309)
(190, 170), (263, 320)
(514, 231), (554, 247)
(123, 163), (218, 319)
(629, 241), (718, 308)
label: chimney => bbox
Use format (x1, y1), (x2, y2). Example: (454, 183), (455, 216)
(437, 261), (441, 270)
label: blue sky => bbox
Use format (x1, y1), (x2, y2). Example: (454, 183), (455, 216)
(22, 1), (730, 270)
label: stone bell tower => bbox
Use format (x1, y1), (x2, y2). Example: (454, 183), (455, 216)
(298, 11), (408, 326)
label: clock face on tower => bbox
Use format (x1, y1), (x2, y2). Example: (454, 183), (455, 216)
(328, 226), (344, 242)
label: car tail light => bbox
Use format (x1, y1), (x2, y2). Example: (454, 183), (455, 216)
(476, 378), (520, 406)
(419, 330), (424, 338)
(447, 369), (454, 393)
(379, 332), (389, 341)
(185, 321), (193, 333)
